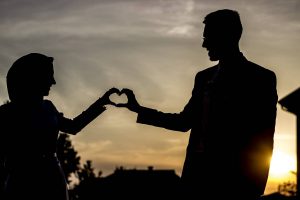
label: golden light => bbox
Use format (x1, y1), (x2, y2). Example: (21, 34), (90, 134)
(268, 150), (296, 179)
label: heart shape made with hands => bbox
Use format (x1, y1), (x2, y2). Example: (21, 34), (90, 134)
(109, 92), (128, 105)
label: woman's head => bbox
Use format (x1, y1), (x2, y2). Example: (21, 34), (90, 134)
(6, 53), (56, 102)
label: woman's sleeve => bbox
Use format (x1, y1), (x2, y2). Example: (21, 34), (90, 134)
(56, 100), (106, 135)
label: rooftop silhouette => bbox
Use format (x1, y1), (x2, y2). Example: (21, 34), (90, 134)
(72, 166), (180, 199)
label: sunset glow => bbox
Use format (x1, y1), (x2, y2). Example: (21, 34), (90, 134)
(269, 150), (296, 180)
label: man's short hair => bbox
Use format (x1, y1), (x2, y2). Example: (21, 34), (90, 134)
(203, 9), (243, 42)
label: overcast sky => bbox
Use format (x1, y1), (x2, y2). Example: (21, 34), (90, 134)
(0, 0), (299, 194)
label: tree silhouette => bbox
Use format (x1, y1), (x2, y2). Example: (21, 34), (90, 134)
(77, 160), (102, 181)
(278, 181), (297, 197)
(56, 133), (81, 184)
(277, 171), (297, 197)
(71, 160), (103, 200)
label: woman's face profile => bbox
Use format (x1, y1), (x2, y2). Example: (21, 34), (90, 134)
(31, 63), (56, 97)
(7, 53), (56, 102)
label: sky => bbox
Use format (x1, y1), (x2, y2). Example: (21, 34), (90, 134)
(0, 0), (299, 195)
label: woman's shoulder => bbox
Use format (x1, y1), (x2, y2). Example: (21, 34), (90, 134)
(43, 100), (66, 121)
(43, 99), (59, 113)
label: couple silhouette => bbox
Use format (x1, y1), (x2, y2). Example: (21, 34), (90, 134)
(0, 9), (277, 200)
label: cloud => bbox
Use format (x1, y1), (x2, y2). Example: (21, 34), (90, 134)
(73, 130), (188, 176)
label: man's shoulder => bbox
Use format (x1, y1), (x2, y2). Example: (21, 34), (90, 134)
(0, 102), (12, 113)
(0, 102), (14, 121)
(195, 64), (219, 79)
(245, 60), (276, 77)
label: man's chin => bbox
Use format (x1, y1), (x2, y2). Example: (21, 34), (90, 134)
(209, 56), (219, 61)
(208, 52), (219, 61)
(42, 91), (50, 96)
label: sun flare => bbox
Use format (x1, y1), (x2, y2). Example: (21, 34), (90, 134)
(269, 151), (296, 179)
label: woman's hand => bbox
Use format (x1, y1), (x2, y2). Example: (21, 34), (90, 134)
(98, 87), (121, 106)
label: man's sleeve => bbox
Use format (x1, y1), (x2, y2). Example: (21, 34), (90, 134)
(136, 73), (202, 132)
(252, 70), (278, 130)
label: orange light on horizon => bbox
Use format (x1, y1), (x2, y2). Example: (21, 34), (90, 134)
(268, 150), (296, 181)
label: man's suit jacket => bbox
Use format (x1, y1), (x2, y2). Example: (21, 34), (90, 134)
(137, 54), (278, 197)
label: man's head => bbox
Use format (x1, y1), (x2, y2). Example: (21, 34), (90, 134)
(202, 9), (243, 61)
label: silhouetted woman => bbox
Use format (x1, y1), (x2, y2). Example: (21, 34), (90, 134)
(0, 53), (118, 200)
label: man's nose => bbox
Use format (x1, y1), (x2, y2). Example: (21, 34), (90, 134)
(52, 78), (56, 85)
(202, 39), (207, 48)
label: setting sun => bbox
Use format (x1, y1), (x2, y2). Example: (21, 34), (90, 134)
(269, 151), (296, 179)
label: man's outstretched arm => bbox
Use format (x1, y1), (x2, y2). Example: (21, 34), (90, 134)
(117, 88), (194, 132)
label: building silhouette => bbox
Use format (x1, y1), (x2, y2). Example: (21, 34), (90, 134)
(278, 87), (300, 196)
(71, 164), (299, 200)
(72, 166), (180, 199)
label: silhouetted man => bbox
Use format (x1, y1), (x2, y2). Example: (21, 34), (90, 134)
(118, 9), (278, 200)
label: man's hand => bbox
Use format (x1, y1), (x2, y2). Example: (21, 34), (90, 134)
(116, 88), (141, 113)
